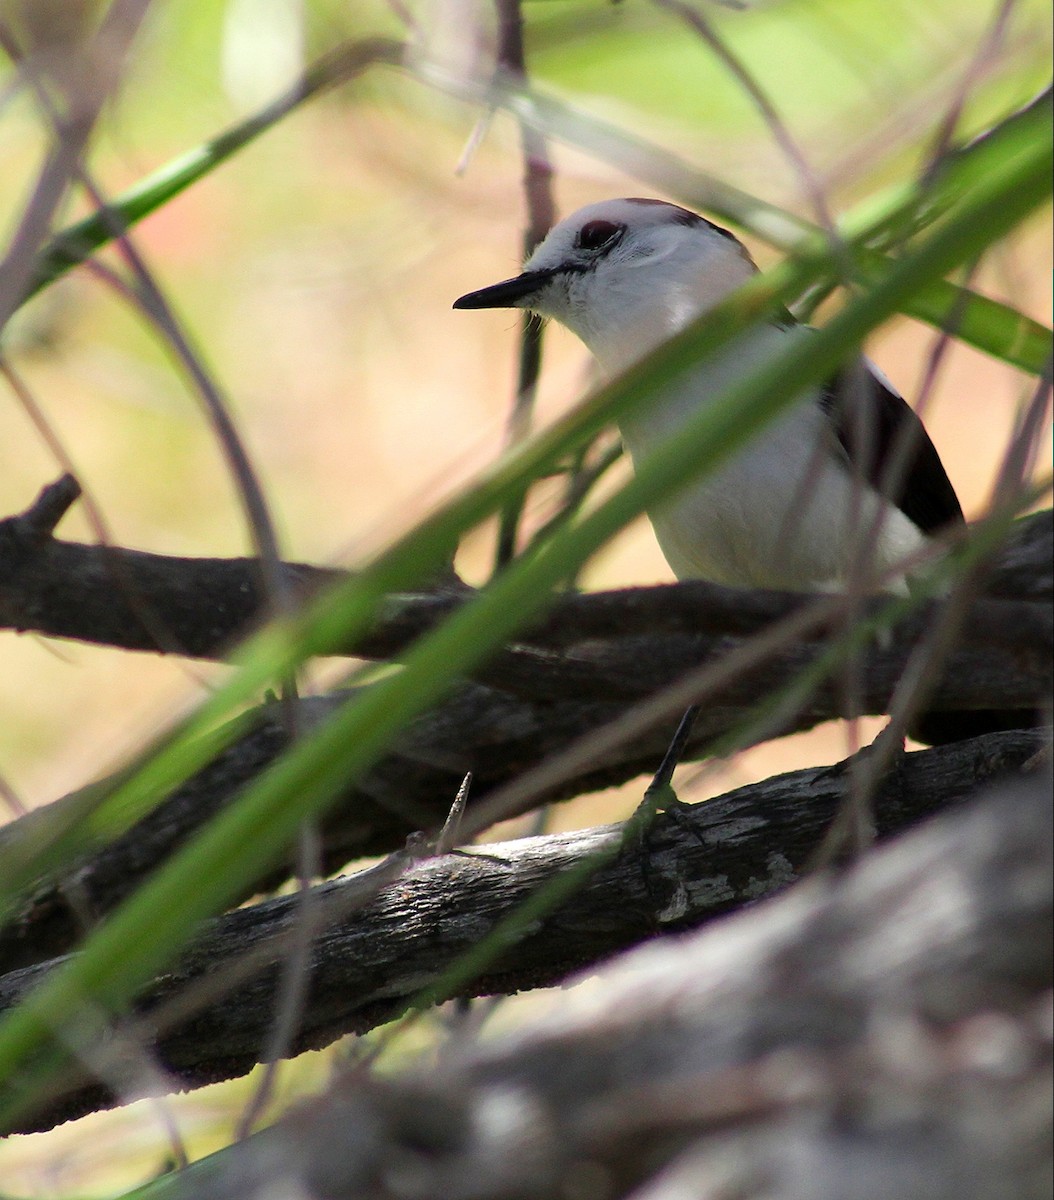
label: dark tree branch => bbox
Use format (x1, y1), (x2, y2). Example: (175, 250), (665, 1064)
(0, 480), (343, 659)
(1, 478), (1049, 661)
(3, 639), (1050, 975)
(0, 728), (1044, 1135)
(0, 686), (659, 971)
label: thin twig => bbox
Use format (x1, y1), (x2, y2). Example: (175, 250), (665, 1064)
(70, 166), (302, 719)
(0, 772), (28, 818)
(834, 259), (980, 846)
(525, 437), (625, 556)
(989, 359), (1053, 514)
(922, 0), (1019, 179)
(652, 0), (844, 258)
(491, 0), (556, 573)
(0, 1), (154, 329)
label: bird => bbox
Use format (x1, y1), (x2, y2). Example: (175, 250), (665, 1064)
(453, 197), (1031, 741)
(454, 197), (963, 592)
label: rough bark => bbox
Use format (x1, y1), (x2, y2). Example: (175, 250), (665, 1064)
(0, 685), (698, 972)
(1, 477), (1050, 683)
(116, 771), (1054, 1200)
(2, 659), (1050, 975)
(0, 728), (1045, 1135)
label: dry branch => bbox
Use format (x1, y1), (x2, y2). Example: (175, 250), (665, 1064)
(87, 770), (1054, 1197)
(0, 685), (681, 971)
(0, 728), (1045, 1134)
(0, 477), (1050, 669)
(2, 664), (1049, 974)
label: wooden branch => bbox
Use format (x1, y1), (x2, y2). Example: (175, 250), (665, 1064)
(0, 728), (1044, 1134)
(1, 476), (1050, 669)
(3, 634), (1050, 977)
(110, 770), (1054, 1199)
(0, 685), (680, 972)
(0, 475), (344, 657)
(1, 476), (1049, 714)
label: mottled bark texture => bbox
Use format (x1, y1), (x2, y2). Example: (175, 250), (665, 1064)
(0, 729), (1046, 1134)
(113, 775), (1054, 1200)
(0, 482), (1049, 971)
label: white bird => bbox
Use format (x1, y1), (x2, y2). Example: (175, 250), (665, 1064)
(454, 197), (965, 595)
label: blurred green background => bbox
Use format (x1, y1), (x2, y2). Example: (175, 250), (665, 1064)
(0, 0), (1049, 1190)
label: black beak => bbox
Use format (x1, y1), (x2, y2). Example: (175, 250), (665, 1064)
(453, 269), (554, 310)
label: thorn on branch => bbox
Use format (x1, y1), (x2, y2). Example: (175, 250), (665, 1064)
(406, 773), (476, 861)
(630, 705), (705, 917)
(650, 704), (701, 795)
(437, 771), (472, 855)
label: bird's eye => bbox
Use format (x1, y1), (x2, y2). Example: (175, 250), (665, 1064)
(576, 220), (624, 252)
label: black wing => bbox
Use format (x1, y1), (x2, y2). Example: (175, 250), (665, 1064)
(818, 364), (964, 536)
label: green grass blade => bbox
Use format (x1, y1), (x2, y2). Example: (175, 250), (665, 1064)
(18, 39), (404, 306)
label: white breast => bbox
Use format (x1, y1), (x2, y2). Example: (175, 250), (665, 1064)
(615, 328), (927, 593)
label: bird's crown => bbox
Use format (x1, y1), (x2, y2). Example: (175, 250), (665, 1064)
(524, 197), (744, 277)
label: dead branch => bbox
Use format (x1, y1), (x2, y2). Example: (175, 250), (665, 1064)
(2, 642), (1049, 977)
(0, 685), (673, 971)
(0, 477), (1050, 670)
(0, 728), (1045, 1135)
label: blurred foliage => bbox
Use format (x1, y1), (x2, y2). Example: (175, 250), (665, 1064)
(530, 0), (1050, 131)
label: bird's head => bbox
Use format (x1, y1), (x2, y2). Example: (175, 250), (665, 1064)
(454, 198), (756, 371)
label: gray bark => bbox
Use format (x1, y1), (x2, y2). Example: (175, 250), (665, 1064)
(130, 771), (1053, 1200)
(0, 728), (1045, 1135)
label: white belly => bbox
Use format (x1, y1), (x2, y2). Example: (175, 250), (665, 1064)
(617, 349), (927, 593)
